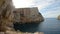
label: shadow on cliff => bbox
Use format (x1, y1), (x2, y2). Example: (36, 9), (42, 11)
(13, 22), (42, 33)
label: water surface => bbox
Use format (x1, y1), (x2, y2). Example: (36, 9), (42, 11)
(14, 18), (60, 34)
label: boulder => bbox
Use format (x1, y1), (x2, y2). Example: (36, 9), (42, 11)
(0, 0), (14, 32)
(14, 7), (44, 23)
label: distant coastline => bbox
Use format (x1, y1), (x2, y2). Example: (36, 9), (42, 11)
(58, 15), (60, 20)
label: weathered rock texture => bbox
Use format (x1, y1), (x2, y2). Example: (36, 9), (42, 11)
(58, 15), (60, 20)
(14, 7), (44, 23)
(0, 0), (44, 32)
(0, 0), (14, 32)
(0, 31), (44, 34)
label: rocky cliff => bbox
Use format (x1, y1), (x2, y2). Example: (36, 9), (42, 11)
(0, 0), (44, 32)
(58, 15), (60, 20)
(0, 0), (14, 32)
(14, 7), (44, 23)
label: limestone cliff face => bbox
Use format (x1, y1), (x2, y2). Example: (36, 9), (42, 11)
(58, 15), (60, 20)
(0, 0), (14, 32)
(14, 7), (44, 23)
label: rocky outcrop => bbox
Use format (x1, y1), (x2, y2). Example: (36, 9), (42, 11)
(0, 0), (14, 32)
(0, 0), (44, 32)
(58, 15), (60, 20)
(0, 31), (44, 34)
(14, 7), (44, 23)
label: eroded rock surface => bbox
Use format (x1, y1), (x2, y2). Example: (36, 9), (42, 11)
(14, 7), (44, 23)
(0, 0), (14, 32)
(0, 31), (44, 34)
(58, 15), (60, 20)
(0, 0), (44, 32)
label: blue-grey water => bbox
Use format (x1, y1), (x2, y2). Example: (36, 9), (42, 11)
(14, 18), (60, 34)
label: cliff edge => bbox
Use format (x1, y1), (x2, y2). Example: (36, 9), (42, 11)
(14, 7), (44, 23)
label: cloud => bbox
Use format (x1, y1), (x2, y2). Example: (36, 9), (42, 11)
(12, 0), (60, 18)
(31, 0), (57, 9)
(42, 6), (60, 18)
(39, 0), (60, 18)
(12, 0), (34, 8)
(45, 10), (60, 18)
(12, 0), (54, 8)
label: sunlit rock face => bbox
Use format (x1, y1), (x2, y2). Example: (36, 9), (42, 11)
(14, 7), (44, 23)
(0, 0), (14, 32)
(58, 15), (60, 20)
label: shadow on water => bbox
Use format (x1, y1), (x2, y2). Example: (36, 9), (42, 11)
(13, 18), (60, 34)
(13, 22), (42, 32)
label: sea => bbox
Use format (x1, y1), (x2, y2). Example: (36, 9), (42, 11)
(14, 18), (60, 34)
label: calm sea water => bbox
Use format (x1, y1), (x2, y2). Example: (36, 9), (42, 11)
(14, 18), (60, 34)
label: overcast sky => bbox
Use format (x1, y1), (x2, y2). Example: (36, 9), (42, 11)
(12, 0), (60, 18)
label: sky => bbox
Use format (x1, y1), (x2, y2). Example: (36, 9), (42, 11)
(12, 0), (60, 18)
